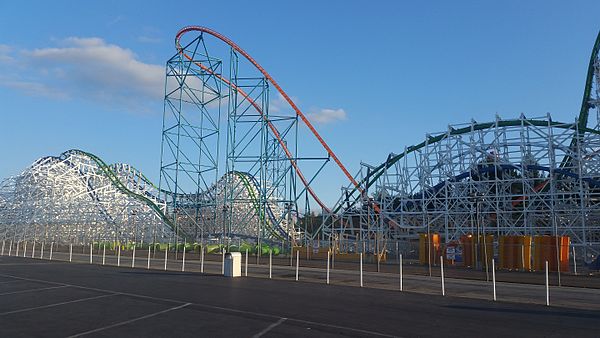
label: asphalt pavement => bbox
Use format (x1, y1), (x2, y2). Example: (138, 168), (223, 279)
(0, 255), (599, 337)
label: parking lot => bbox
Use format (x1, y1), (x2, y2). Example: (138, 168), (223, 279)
(0, 255), (599, 337)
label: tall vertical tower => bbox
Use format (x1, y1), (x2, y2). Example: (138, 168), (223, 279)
(159, 34), (223, 242)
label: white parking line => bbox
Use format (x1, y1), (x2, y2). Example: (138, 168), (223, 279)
(0, 272), (396, 337)
(253, 317), (287, 338)
(0, 285), (68, 296)
(0, 280), (21, 284)
(68, 302), (191, 337)
(0, 293), (116, 316)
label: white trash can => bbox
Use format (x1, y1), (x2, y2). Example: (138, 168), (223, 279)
(224, 252), (242, 277)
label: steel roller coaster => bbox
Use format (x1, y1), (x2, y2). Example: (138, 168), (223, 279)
(0, 28), (599, 259)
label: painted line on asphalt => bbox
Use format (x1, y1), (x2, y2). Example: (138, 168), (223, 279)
(0, 272), (398, 337)
(68, 302), (192, 337)
(0, 285), (69, 296)
(253, 317), (287, 338)
(0, 280), (22, 284)
(0, 293), (116, 316)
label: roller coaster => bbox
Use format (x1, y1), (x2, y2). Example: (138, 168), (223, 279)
(1, 27), (599, 259)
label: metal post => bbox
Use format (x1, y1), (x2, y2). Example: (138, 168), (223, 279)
(147, 246), (151, 270)
(132, 245), (136, 268)
(89, 243), (93, 264)
(244, 249), (248, 277)
(221, 249), (225, 275)
(164, 246), (168, 271)
(182, 245), (186, 272)
(295, 250), (299, 281)
(492, 259), (497, 301)
(441, 256), (445, 296)
(399, 253), (403, 291)
(572, 246), (577, 275)
(545, 260), (550, 306)
(200, 246), (205, 273)
(23, 240), (27, 257)
(31, 241), (36, 258)
(102, 244), (106, 265)
(69, 243), (73, 262)
(117, 245), (121, 267)
(360, 252), (363, 287)
(49, 242), (53, 260)
(326, 250), (330, 285)
(269, 249), (272, 279)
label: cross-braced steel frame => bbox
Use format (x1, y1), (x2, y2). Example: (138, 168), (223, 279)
(160, 28), (334, 248)
(0, 150), (175, 245)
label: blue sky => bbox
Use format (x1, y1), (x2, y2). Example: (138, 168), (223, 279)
(0, 1), (598, 206)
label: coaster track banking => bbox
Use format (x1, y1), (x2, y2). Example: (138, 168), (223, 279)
(322, 31), (600, 255)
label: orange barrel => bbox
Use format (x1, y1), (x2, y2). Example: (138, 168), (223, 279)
(498, 236), (505, 269)
(543, 236), (556, 270)
(461, 235), (474, 267)
(559, 236), (570, 272)
(503, 236), (514, 269)
(419, 233), (441, 265)
(519, 236), (532, 271)
(533, 236), (542, 271)
(480, 234), (494, 268)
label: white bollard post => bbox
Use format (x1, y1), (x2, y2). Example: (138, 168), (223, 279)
(399, 253), (403, 291)
(360, 252), (363, 287)
(147, 246), (151, 270)
(164, 246), (168, 271)
(326, 250), (330, 285)
(1, 240), (4, 256)
(221, 249), (225, 275)
(23, 240), (27, 257)
(117, 245), (121, 267)
(132, 245), (136, 268)
(182, 245), (186, 272)
(200, 246), (205, 273)
(295, 250), (300, 281)
(49, 242), (53, 260)
(40, 242), (44, 259)
(441, 256), (445, 296)
(69, 243), (73, 262)
(572, 246), (577, 275)
(102, 244), (106, 265)
(31, 241), (36, 258)
(89, 244), (93, 264)
(245, 249), (248, 277)
(492, 259), (497, 301)
(8, 240), (13, 256)
(545, 260), (550, 306)
(269, 249), (272, 279)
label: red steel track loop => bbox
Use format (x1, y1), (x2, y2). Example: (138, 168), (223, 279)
(175, 26), (367, 213)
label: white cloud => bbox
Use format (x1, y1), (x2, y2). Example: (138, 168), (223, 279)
(269, 93), (300, 114)
(0, 44), (14, 63)
(307, 108), (347, 124)
(0, 37), (164, 113)
(137, 36), (162, 44)
(1, 78), (68, 99)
